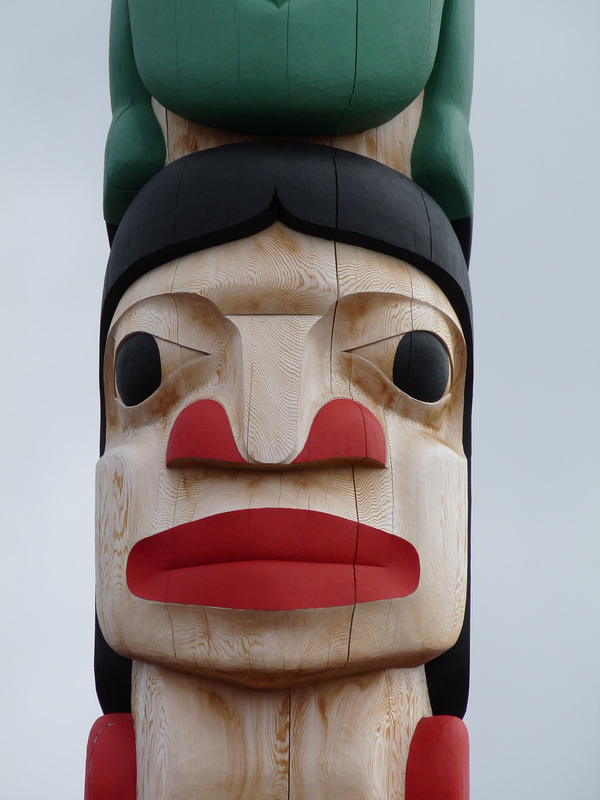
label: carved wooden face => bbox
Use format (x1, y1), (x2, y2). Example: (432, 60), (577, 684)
(96, 223), (468, 687)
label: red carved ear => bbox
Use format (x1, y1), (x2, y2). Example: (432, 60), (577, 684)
(85, 714), (136, 800)
(405, 716), (470, 800)
(166, 399), (247, 467)
(292, 399), (386, 467)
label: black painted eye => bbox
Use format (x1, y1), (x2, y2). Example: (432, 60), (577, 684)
(392, 331), (450, 403)
(115, 333), (162, 406)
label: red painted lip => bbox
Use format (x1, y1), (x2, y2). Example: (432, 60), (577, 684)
(126, 509), (419, 610)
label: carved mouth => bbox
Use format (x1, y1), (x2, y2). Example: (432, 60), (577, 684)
(126, 508), (419, 610)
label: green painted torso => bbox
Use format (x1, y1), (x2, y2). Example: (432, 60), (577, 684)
(128, 0), (445, 135)
(105, 0), (473, 228)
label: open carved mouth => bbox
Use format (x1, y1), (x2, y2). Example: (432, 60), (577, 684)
(126, 508), (420, 610)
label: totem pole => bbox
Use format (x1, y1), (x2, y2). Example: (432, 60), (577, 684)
(86, 2), (474, 799)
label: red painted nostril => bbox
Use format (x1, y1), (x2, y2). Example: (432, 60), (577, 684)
(166, 398), (386, 468)
(292, 399), (386, 467)
(166, 399), (246, 467)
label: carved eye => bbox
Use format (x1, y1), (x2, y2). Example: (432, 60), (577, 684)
(392, 331), (450, 403)
(115, 333), (162, 406)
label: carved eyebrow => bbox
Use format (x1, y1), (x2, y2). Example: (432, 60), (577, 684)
(110, 293), (235, 352)
(109, 294), (179, 341)
(337, 293), (464, 337)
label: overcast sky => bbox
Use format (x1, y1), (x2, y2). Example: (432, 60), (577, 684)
(1, 2), (599, 798)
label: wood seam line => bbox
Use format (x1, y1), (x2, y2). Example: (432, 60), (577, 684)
(246, 358), (253, 457)
(287, 687), (292, 800)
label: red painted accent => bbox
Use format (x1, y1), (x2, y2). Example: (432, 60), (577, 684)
(354, 517), (420, 603)
(85, 714), (136, 800)
(127, 508), (419, 610)
(166, 399), (246, 466)
(405, 716), (470, 800)
(166, 397), (386, 469)
(292, 399), (386, 467)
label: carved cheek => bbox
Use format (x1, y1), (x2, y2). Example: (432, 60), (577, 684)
(95, 442), (180, 649)
(387, 423), (468, 643)
(95, 452), (133, 638)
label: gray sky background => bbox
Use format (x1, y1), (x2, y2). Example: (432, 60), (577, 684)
(1, 2), (599, 797)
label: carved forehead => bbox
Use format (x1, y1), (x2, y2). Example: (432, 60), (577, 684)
(112, 224), (338, 319)
(111, 224), (461, 328)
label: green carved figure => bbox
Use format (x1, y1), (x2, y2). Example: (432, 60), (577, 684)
(105, 0), (473, 229)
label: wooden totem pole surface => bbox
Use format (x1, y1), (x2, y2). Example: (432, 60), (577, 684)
(86, 2), (474, 799)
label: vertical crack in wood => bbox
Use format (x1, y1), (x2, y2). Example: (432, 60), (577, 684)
(329, 245), (339, 396)
(235, 0), (242, 91)
(174, 0), (181, 92)
(346, 461), (360, 668)
(163, 598), (179, 665)
(285, 0), (291, 91)
(334, 0), (359, 134)
(164, 450), (183, 665)
(384, 668), (394, 799)
(351, 465), (360, 605)
(246, 357), (253, 457)
(165, 104), (170, 161)
(172, 296), (190, 397)
(287, 687), (292, 800)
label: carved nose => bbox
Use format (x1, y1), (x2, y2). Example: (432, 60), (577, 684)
(166, 399), (386, 469)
